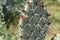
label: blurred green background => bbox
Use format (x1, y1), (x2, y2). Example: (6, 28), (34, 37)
(45, 0), (60, 40)
(45, 0), (60, 22)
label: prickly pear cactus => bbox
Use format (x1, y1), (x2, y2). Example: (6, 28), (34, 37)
(18, 0), (50, 40)
(0, 0), (50, 40)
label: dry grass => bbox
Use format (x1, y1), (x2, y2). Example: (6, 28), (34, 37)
(45, 22), (60, 40)
(44, 5), (60, 40)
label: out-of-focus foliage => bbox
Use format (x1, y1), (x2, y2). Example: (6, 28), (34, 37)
(0, 0), (25, 40)
(0, 0), (7, 5)
(45, 0), (60, 22)
(0, 6), (5, 28)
